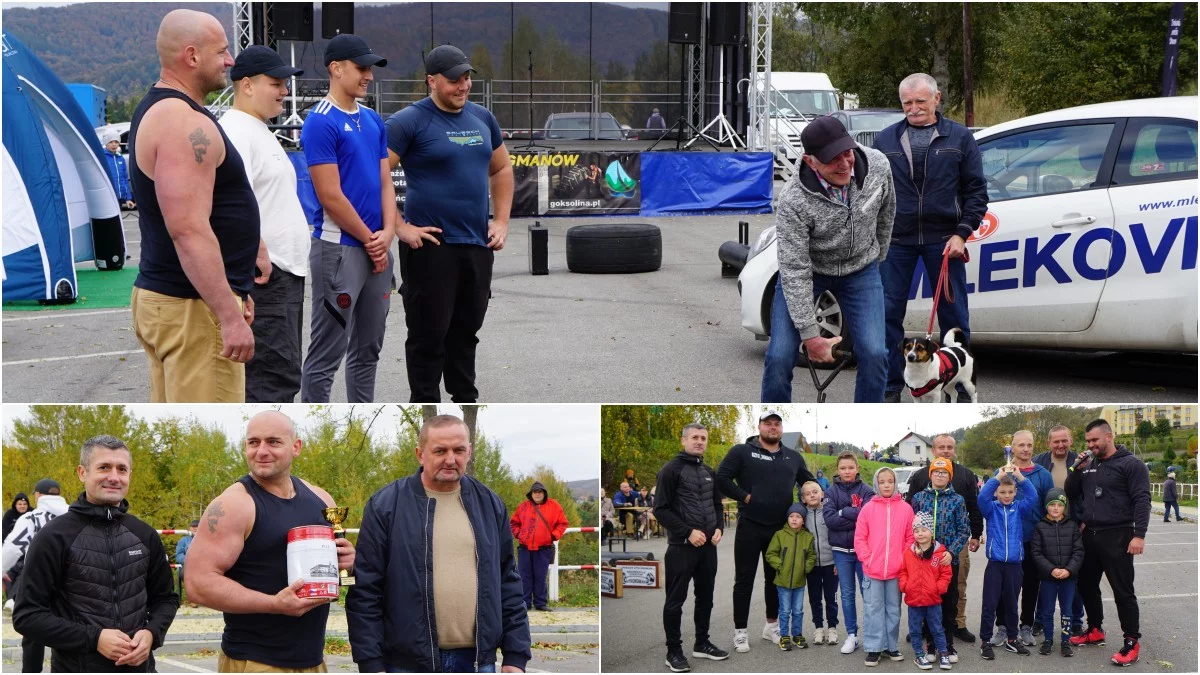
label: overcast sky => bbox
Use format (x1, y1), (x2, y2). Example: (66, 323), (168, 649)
(2, 404), (600, 482)
(732, 404), (993, 451)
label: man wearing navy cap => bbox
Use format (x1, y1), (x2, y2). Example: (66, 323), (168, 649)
(385, 44), (513, 403)
(761, 116), (896, 403)
(220, 45), (310, 403)
(300, 34), (397, 403)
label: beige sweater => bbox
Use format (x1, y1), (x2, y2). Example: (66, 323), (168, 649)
(429, 487), (478, 649)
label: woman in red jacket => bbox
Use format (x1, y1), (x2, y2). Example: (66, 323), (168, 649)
(510, 482), (570, 610)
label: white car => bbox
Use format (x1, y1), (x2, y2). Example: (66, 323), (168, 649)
(892, 466), (920, 496)
(739, 96), (1198, 355)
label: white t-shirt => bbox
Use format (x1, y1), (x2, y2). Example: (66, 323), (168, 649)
(219, 108), (310, 277)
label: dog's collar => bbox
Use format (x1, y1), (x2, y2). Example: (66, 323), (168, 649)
(908, 351), (958, 398)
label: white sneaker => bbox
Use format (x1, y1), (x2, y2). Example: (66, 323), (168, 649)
(3, 598), (13, 612)
(826, 627), (839, 646)
(733, 629), (750, 653)
(813, 627), (826, 645)
(841, 633), (859, 654)
(763, 621), (780, 643)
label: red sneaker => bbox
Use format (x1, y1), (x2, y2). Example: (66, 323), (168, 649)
(1069, 627), (1105, 646)
(1111, 638), (1139, 667)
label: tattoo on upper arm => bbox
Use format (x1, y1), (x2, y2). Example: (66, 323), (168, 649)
(205, 499), (225, 533)
(188, 128), (212, 164)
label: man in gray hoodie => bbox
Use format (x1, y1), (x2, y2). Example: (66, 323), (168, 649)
(762, 116), (895, 403)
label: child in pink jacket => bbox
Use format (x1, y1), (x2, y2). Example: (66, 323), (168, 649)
(855, 466), (916, 667)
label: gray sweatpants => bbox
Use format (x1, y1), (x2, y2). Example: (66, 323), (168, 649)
(300, 238), (394, 402)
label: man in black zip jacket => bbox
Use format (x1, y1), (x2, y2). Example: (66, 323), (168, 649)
(874, 72), (987, 403)
(716, 410), (815, 653)
(904, 433), (981, 644)
(347, 415), (531, 673)
(1065, 419), (1151, 667)
(654, 422), (729, 672)
(12, 435), (178, 672)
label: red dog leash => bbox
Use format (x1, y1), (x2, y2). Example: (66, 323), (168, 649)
(926, 247), (970, 340)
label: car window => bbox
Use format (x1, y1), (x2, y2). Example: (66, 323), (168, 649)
(848, 111), (905, 132)
(979, 123), (1115, 201)
(1113, 118), (1198, 186)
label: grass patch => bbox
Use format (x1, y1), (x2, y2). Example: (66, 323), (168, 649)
(554, 569), (598, 607)
(944, 89), (1027, 128)
(325, 637), (352, 656)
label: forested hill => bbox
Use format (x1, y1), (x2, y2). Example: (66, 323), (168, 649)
(1, 1), (670, 100)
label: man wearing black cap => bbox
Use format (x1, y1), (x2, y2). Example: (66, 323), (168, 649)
(875, 73), (987, 403)
(385, 44), (514, 403)
(300, 34), (397, 403)
(762, 115), (896, 403)
(220, 46), (309, 403)
(129, 9), (259, 402)
(2, 479), (67, 672)
(717, 410), (816, 652)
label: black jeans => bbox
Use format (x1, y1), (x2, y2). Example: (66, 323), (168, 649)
(246, 267), (305, 402)
(733, 518), (780, 629)
(994, 541), (1040, 629)
(399, 242), (493, 403)
(1078, 526), (1140, 638)
(663, 543), (718, 652)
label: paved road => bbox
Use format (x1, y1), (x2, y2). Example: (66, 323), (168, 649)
(4, 647), (599, 673)
(3, 604), (598, 673)
(601, 519), (1198, 673)
(3, 213), (1194, 403)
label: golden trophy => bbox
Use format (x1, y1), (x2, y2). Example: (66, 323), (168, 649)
(322, 506), (356, 586)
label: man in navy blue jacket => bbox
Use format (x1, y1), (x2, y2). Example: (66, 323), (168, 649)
(347, 415), (531, 673)
(874, 73), (987, 403)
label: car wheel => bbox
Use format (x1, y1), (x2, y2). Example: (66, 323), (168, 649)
(798, 290), (857, 370)
(566, 223), (662, 274)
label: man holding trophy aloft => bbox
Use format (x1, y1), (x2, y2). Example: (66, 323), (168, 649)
(185, 411), (357, 672)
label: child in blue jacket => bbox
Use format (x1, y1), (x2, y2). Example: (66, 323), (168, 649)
(977, 468), (1037, 660)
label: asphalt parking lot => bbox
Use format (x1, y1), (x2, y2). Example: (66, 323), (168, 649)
(601, 518), (1198, 673)
(2, 210), (1195, 403)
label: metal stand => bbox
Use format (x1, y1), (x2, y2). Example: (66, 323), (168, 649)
(518, 49), (553, 151)
(686, 47), (744, 149)
(279, 42), (304, 144)
(647, 43), (717, 152)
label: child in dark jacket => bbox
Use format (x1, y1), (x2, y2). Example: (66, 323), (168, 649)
(802, 480), (839, 646)
(900, 513), (952, 670)
(977, 468), (1038, 660)
(766, 504), (817, 651)
(823, 452), (875, 653)
(1030, 488), (1084, 657)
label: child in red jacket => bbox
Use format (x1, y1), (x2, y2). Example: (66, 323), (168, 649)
(900, 512), (952, 670)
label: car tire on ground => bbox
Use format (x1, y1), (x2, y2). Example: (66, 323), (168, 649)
(566, 223), (662, 274)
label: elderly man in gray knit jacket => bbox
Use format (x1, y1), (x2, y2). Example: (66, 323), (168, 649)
(762, 116), (895, 403)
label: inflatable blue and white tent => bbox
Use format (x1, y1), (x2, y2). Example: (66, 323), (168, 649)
(2, 31), (125, 303)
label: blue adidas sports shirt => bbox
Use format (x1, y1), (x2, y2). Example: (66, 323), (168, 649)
(301, 99), (388, 247)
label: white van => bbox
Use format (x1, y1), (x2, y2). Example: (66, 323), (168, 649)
(760, 72), (841, 167)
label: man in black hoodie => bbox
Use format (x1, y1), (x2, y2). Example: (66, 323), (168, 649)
(12, 435), (178, 672)
(654, 423), (729, 672)
(716, 410), (815, 653)
(1065, 419), (1151, 667)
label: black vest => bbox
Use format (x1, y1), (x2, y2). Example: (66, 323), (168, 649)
(674, 456), (719, 534)
(221, 476), (330, 668)
(129, 86), (260, 298)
